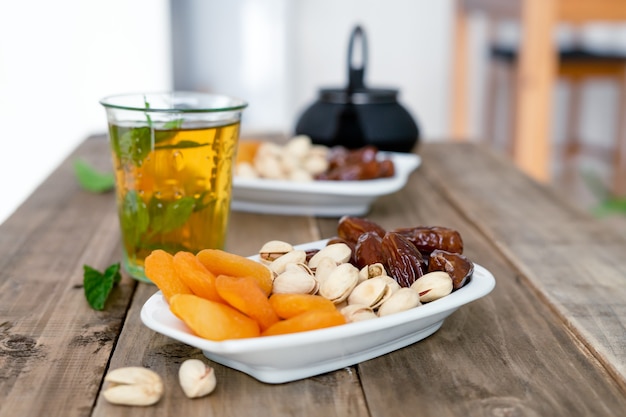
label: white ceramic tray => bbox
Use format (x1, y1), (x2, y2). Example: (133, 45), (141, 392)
(140, 239), (495, 384)
(231, 152), (421, 217)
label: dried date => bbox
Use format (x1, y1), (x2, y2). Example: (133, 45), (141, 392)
(381, 232), (425, 287)
(354, 232), (384, 268)
(393, 226), (464, 255)
(427, 249), (473, 290)
(316, 146), (395, 181)
(337, 216), (386, 244)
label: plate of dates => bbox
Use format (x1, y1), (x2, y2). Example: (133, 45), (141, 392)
(141, 219), (495, 384)
(231, 150), (421, 217)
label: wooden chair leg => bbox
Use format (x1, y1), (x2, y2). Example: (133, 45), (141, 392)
(561, 77), (583, 185)
(611, 72), (626, 196)
(507, 65), (518, 158)
(483, 60), (500, 149)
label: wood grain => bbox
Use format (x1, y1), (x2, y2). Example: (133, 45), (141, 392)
(419, 142), (626, 392)
(1, 136), (625, 416)
(0, 137), (135, 417)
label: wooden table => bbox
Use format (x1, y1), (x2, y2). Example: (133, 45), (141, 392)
(451, 0), (626, 182)
(1, 136), (626, 416)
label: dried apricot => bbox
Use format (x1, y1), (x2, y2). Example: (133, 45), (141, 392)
(215, 275), (279, 331)
(236, 140), (262, 165)
(169, 294), (260, 341)
(173, 251), (223, 303)
(261, 309), (346, 337)
(196, 249), (273, 296)
(269, 293), (337, 319)
(144, 250), (193, 302)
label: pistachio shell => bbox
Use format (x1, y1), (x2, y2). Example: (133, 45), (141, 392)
(341, 304), (378, 322)
(377, 288), (421, 317)
(284, 135), (312, 158)
(270, 250), (307, 275)
(380, 275), (402, 293)
(410, 271), (453, 302)
(259, 240), (294, 263)
(303, 155), (329, 175)
(235, 162), (258, 178)
(179, 359), (216, 398)
(358, 263), (387, 282)
(254, 154), (285, 179)
(348, 277), (392, 308)
(319, 263), (359, 303)
(272, 263), (318, 294)
(308, 243), (352, 269)
(103, 367), (164, 406)
(314, 257), (337, 285)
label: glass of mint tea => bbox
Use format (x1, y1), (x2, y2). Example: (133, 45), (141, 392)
(100, 92), (247, 282)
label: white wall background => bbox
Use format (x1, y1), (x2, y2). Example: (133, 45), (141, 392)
(171, 0), (455, 138)
(0, 0), (172, 224)
(2, 1), (626, 225)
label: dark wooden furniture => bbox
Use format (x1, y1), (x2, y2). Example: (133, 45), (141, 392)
(1, 136), (625, 416)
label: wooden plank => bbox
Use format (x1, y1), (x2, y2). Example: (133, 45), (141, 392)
(358, 168), (626, 416)
(419, 142), (626, 392)
(3, 137), (626, 416)
(0, 137), (136, 417)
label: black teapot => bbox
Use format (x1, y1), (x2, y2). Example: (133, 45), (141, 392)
(294, 26), (420, 153)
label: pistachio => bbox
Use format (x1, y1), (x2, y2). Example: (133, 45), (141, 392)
(259, 240), (294, 263)
(314, 257), (337, 285)
(288, 169), (314, 182)
(377, 288), (421, 317)
(269, 250), (307, 275)
(284, 135), (312, 158)
(235, 162), (258, 178)
(102, 367), (164, 406)
(319, 263), (359, 303)
(358, 263), (387, 282)
(348, 277), (393, 308)
(272, 263), (318, 294)
(308, 243), (352, 269)
(381, 275), (402, 293)
(341, 304), (378, 322)
(410, 271), (453, 302)
(254, 153), (285, 179)
(179, 359), (217, 399)
(303, 155), (329, 175)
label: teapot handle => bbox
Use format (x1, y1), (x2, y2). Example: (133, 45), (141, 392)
(347, 25), (368, 92)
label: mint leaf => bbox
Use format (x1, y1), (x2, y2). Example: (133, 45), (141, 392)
(148, 196), (196, 234)
(163, 118), (183, 129)
(121, 191), (150, 248)
(155, 140), (208, 150)
(74, 159), (115, 193)
(117, 127), (152, 166)
(83, 263), (121, 310)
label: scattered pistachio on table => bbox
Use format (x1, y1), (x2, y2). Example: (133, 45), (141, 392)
(179, 359), (217, 399)
(102, 367), (164, 406)
(102, 360), (217, 406)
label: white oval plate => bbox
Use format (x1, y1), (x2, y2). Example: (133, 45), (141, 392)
(140, 239), (495, 384)
(231, 152), (421, 217)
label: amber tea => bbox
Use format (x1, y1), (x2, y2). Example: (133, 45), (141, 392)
(107, 120), (240, 281)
